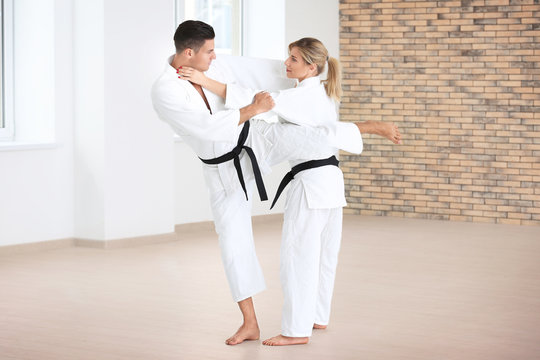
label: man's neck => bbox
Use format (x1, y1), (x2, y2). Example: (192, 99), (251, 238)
(171, 54), (186, 70)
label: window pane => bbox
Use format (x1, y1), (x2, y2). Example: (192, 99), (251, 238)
(177, 0), (241, 55)
(195, 0), (232, 54)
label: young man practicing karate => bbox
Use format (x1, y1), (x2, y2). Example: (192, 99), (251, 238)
(151, 20), (367, 345)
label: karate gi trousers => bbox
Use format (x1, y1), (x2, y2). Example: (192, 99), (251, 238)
(280, 178), (343, 337)
(208, 178), (263, 302)
(205, 120), (356, 303)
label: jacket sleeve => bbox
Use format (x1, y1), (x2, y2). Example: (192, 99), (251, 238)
(327, 122), (363, 155)
(258, 121), (363, 168)
(225, 83), (305, 123)
(224, 83), (258, 109)
(225, 83), (363, 154)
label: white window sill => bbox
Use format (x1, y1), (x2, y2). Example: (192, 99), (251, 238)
(0, 141), (60, 152)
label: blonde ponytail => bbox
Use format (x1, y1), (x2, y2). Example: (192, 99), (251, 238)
(324, 56), (342, 102)
(288, 37), (342, 102)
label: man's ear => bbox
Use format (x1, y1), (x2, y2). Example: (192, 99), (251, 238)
(184, 48), (193, 57)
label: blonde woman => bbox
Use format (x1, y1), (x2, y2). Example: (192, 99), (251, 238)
(179, 37), (401, 346)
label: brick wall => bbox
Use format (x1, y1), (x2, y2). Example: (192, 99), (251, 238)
(339, 0), (540, 225)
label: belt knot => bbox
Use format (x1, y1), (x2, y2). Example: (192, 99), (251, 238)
(199, 121), (268, 202)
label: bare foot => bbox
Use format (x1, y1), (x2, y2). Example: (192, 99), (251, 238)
(313, 324), (327, 329)
(225, 323), (260, 345)
(355, 121), (402, 144)
(377, 122), (402, 144)
(262, 334), (309, 346)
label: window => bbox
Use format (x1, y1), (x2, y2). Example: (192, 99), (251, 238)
(0, 0), (14, 140)
(175, 0), (242, 55)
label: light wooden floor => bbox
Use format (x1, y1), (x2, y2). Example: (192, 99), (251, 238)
(1, 215), (539, 360)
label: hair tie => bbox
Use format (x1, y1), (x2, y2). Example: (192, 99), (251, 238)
(326, 56), (329, 61)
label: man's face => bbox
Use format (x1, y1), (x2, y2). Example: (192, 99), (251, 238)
(188, 39), (216, 72)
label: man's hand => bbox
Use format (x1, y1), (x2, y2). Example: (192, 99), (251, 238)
(252, 91), (275, 113)
(238, 91), (275, 125)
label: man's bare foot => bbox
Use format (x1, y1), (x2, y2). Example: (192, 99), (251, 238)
(313, 324), (327, 329)
(225, 322), (260, 345)
(377, 122), (401, 144)
(262, 334), (309, 346)
(356, 121), (402, 144)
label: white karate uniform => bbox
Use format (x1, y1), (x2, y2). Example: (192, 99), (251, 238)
(151, 56), (362, 303)
(226, 76), (363, 336)
(277, 77), (358, 337)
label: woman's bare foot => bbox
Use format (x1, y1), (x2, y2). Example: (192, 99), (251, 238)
(225, 322), (260, 345)
(313, 324), (327, 329)
(262, 334), (309, 346)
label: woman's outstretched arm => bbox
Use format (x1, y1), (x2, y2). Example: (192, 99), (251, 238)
(176, 66), (226, 99)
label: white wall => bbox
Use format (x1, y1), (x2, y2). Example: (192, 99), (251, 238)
(102, 0), (175, 239)
(285, 0), (340, 58)
(0, 0), (74, 246)
(243, 0), (286, 59)
(73, 0), (106, 240)
(0, 0), (340, 246)
(73, 0), (176, 241)
(1, 0), (177, 246)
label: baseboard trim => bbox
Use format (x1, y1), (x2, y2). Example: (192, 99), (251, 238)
(0, 232), (179, 254)
(0, 238), (75, 255)
(0, 214), (284, 255)
(175, 221), (215, 235)
(74, 232), (179, 249)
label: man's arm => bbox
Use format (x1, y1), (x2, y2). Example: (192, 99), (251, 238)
(151, 80), (273, 142)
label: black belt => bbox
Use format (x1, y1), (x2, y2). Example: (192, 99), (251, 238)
(270, 155), (339, 209)
(199, 121), (268, 202)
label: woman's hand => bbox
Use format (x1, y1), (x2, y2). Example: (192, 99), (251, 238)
(177, 66), (206, 85)
(177, 66), (227, 99)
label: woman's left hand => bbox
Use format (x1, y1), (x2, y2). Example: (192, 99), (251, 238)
(177, 66), (205, 85)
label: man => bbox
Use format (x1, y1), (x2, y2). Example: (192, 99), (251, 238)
(151, 20), (365, 345)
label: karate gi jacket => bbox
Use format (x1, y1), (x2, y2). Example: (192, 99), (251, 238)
(151, 55), (267, 197)
(225, 76), (363, 209)
(151, 55), (362, 199)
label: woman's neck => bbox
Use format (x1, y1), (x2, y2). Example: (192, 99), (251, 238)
(297, 74), (317, 83)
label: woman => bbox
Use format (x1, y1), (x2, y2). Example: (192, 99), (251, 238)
(178, 37), (401, 346)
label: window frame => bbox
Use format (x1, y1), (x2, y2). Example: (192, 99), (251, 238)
(0, 0), (14, 140)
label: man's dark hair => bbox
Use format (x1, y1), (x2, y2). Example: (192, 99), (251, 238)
(174, 20), (215, 54)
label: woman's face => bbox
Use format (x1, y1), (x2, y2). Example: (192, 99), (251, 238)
(284, 46), (316, 82)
